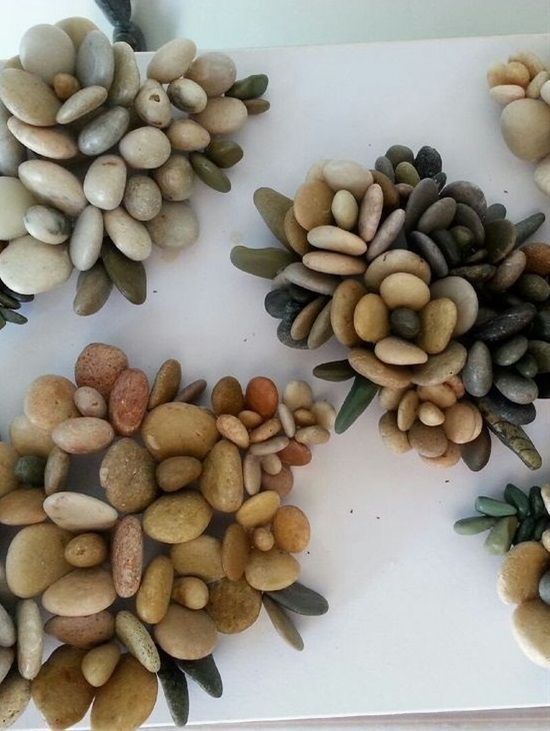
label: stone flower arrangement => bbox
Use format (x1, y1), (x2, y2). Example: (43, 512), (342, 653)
(487, 49), (550, 198)
(455, 482), (550, 668)
(0, 343), (331, 729)
(0, 17), (270, 331)
(231, 145), (550, 471)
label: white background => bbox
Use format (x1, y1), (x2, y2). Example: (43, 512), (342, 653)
(2, 32), (550, 728)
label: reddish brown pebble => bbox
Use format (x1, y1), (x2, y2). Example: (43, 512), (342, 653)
(45, 612), (114, 649)
(109, 369), (149, 436)
(245, 377), (279, 418)
(522, 243), (550, 276)
(211, 376), (244, 415)
(111, 516), (143, 598)
(261, 465), (294, 497)
(277, 439), (312, 466)
(75, 344), (129, 399)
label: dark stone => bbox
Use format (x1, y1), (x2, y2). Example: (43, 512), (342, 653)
(432, 171), (447, 191)
(493, 370), (538, 405)
(493, 335), (529, 366)
(449, 264), (496, 283)
(264, 288), (292, 318)
(515, 273), (550, 303)
(462, 341), (492, 397)
(485, 203), (507, 223)
(432, 229), (461, 266)
(390, 308), (421, 339)
(441, 180), (487, 220)
(409, 231), (448, 277)
(374, 155), (395, 182)
(472, 303), (537, 342)
(479, 389), (536, 425)
(414, 146), (442, 178)
(404, 177), (439, 232)
(515, 212), (546, 245)
(453, 203), (485, 246)
(385, 144), (414, 168)
(530, 311), (550, 341)
(515, 353), (538, 379)
(485, 218), (517, 263)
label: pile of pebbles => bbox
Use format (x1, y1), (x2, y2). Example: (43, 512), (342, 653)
(0, 343), (330, 729)
(231, 145), (550, 470)
(0, 17), (269, 330)
(454, 482), (550, 668)
(487, 49), (550, 197)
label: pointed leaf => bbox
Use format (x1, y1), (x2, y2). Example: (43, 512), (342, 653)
(266, 581), (329, 616)
(335, 376), (378, 434)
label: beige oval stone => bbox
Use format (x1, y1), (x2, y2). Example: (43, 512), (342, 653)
(245, 548), (299, 591)
(167, 118), (210, 152)
(417, 383), (457, 408)
(417, 401), (445, 426)
(104, 207), (152, 262)
(172, 576), (209, 610)
(170, 534), (224, 582)
(421, 441), (461, 468)
(7, 116), (76, 159)
(136, 556), (173, 625)
(283, 381), (313, 411)
(167, 77), (207, 113)
(512, 600), (550, 667)
(323, 160), (373, 198)
(134, 78), (171, 128)
(18, 159), (86, 216)
(143, 491), (212, 544)
(100, 439), (157, 514)
(0, 489), (46, 526)
(378, 411), (411, 454)
(154, 604), (217, 660)
(119, 126), (171, 169)
(358, 182), (384, 242)
(0, 442), (19, 497)
(0, 177), (36, 240)
(23, 375), (77, 432)
(307, 225), (367, 255)
(375, 337), (428, 366)
(236, 491), (281, 531)
(378, 386), (409, 411)
(293, 180), (334, 231)
(42, 568), (116, 617)
(303, 250), (365, 276)
(111, 515), (143, 599)
(16, 599), (42, 680)
(156, 456), (202, 493)
(153, 154), (195, 202)
(6, 523), (72, 598)
(45, 612), (114, 649)
(200, 439), (244, 513)
(115, 610), (160, 673)
(123, 175), (162, 221)
(0, 669), (31, 728)
(0, 68), (60, 126)
(408, 421), (448, 458)
(353, 292), (390, 344)
(64, 533), (107, 568)
(216, 414), (250, 449)
(83, 155), (127, 211)
(221, 523), (249, 582)
(0, 236), (70, 298)
(365, 250), (431, 291)
(501, 98), (550, 161)
(44, 492), (118, 532)
(206, 577), (262, 634)
(272, 505), (310, 553)
(74, 386), (107, 418)
(349, 348), (412, 389)
(417, 298), (458, 354)
(411, 341), (468, 386)
(331, 189), (359, 230)
(497, 541), (549, 605)
(52, 417), (114, 454)
(430, 276), (479, 337)
(0, 647), (14, 685)
(187, 51), (236, 96)
(379, 272), (431, 311)
(56, 84), (107, 124)
(32, 645), (94, 730)
(443, 401), (483, 444)
(75, 343), (128, 399)
(142, 402), (218, 461)
(90, 654), (158, 731)
(147, 38), (197, 83)
(81, 642), (120, 687)
(192, 97), (247, 135)
(397, 389), (419, 431)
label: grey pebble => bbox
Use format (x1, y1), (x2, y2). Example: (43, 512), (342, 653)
(390, 308), (420, 339)
(488, 249), (526, 292)
(432, 229), (461, 266)
(473, 303), (536, 342)
(404, 177), (439, 232)
(440, 180), (487, 220)
(374, 156), (395, 182)
(76, 30), (114, 89)
(515, 212), (546, 244)
(463, 341), (492, 397)
(460, 426), (492, 472)
(485, 218), (517, 263)
(385, 144), (414, 168)
(515, 353), (538, 379)
(494, 370), (538, 405)
(307, 300), (333, 349)
(531, 311), (550, 340)
(283, 262), (339, 295)
(494, 336), (529, 366)
(479, 389), (536, 425)
(417, 197), (457, 235)
(528, 340), (550, 374)
(539, 570), (550, 606)
(453, 202), (485, 246)
(485, 203), (507, 222)
(410, 231), (448, 277)
(78, 106), (129, 156)
(433, 172), (447, 191)
(449, 264), (496, 283)
(515, 273), (550, 303)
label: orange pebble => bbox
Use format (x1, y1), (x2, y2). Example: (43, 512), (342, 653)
(277, 439), (312, 466)
(245, 377), (278, 418)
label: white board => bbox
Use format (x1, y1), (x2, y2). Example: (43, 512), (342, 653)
(3, 34), (550, 728)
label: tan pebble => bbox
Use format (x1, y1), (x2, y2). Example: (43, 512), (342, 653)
(272, 506), (310, 553)
(371, 169), (400, 208)
(311, 400), (336, 430)
(75, 343), (128, 399)
(408, 421), (448, 458)
(6, 523), (72, 598)
(238, 409), (263, 429)
(245, 548), (299, 591)
(136, 556), (173, 625)
(45, 612), (114, 649)
(206, 577), (262, 634)
(295, 425), (330, 445)
(32, 646), (94, 730)
(541, 529), (550, 552)
(0, 647), (16, 689)
(331, 279), (366, 346)
(249, 435), (289, 456)
(505, 61), (531, 87)
(81, 642), (120, 687)
(0, 442), (19, 497)
(396, 182), (413, 199)
(364, 249), (431, 291)
(0, 489), (46, 526)
(109, 368), (149, 437)
(53, 72), (80, 100)
(509, 50), (545, 78)
(283, 207), (309, 256)
(375, 336), (428, 366)
(156, 456), (202, 492)
(171, 577), (209, 610)
(277, 403), (296, 437)
(24, 374), (78, 431)
(378, 386), (410, 411)
(253, 526), (275, 551)
(323, 160), (373, 198)
(174, 378), (207, 404)
(446, 375), (465, 399)
(261, 453), (282, 475)
(191, 97), (247, 135)
(142, 402), (218, 461)
(379, 272), (431, 311)
(512, 600), (550, 667)
(166, 118), (210, 152)
(115, 610), (160, 673)
(90, 654), (158, 731)
(52, 417), (114, 454)
(236, 490), (281, 530)
(111, 516), (143, 598)
(417, 298), (458, 355)
(100, 439), (157, 513)
(170, 535), (224, 582)
(501, 98), (550, 161)
(349, 348), (412, 389)
(154, 604), (217, 659)
(148, 359), (181, 409)
(245, 376), (279, 418)
(497, 542), (549, 605)
(367, 208), (406, 261)
(331, 189), (359, 230)
(216, 414), (250, 448)
(243, 453), (261, 496)
(307, 224), (367, 255)
(489, 84), (526, 105)
(527, 70), (550, 98)
(293, 408), (317, 427)
(64, 533), (107, 568)
(417, 401), (445, 426)
(293, 180), (334, 231)
(74, 386), (106, 418)
(42, 568), (116, 617)
(43, 492), (118, 532)
(16, 599), (42, 680)
(353, 293), (390, 343)
(283, 380), (313, 411)
(358, 183), (384, 242)
(290, 296), (326, 341)
(147, 38), (196, 82)
(249, 417), (281, 443)
(211, 376), (244, 415)
(200, 439), (243, 512)
(417, 383), (457, 408)
(261, 464), (294, 497)
(411, 342), (468, 387)
(7, 117), (77, 160)
(143, 492), (212, 544)
(308, 299), (331, 349)
(397, 389), (419, 431)
(421, 441), (461, 468)
(134, 78), (171, 128)
(221, 523), (249, 581)
(486, 61), (509, 87)
(443, 401), (482, 444)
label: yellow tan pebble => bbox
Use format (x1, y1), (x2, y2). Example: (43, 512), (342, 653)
(171, 576), (209, 610)
(397, 389), (419, 431)
(417, 401), (445, 426)
(136, 555), (173, 625)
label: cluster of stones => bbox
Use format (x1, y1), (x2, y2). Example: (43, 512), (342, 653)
(231, 144), (550, 470)
(455, 483), (550, 668)
(0, 342), (329, 729)
(0, 17), (269, 329)
(487, 49), (550, 197)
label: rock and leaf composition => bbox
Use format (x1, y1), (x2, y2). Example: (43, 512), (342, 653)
(0, 343), (330, 729)
(487, 48), (550, 198)
(231, 146), (550, 470)
(455, 481), (550, 668)
(0, 17), (270, 330)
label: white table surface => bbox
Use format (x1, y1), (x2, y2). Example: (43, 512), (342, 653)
(2, 34), (550, 729)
